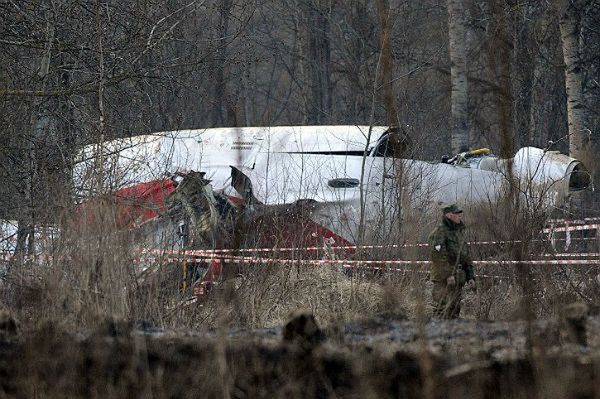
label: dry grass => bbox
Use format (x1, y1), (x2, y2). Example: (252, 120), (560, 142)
(1, 198), (600, 398)
(203, 263), (385, 329)
(2, 198), (599, 332)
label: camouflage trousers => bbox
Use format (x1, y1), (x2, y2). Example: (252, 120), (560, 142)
(432, 281), (463, 319)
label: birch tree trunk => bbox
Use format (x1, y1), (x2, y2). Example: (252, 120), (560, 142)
(447, 0), (469, 154)
(559, 0), (588, 159)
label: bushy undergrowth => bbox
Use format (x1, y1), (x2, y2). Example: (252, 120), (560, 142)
(1, 201), (600, 334)
(1, 203), (600, 399)
(4, 255), (599, 334)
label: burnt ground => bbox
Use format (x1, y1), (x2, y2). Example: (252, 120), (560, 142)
(0, 311), (599, 399)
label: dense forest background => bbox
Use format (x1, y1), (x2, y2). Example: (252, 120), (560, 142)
(1, 0), (599, 223)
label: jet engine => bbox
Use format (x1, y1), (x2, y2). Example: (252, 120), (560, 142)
(470, 147), (590, 205)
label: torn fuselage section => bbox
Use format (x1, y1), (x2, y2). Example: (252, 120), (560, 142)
(154, 168), (352, 252)
(164, 171), (237, 249)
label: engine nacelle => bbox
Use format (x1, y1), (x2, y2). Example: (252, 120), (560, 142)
(476, 147), (590, 206)
(513, 147), (590, 192)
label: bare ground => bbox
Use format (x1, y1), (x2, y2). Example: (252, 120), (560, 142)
(0, 309), (599, 399)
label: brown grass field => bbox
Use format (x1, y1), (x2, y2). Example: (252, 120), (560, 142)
(1, 204), (599, 398)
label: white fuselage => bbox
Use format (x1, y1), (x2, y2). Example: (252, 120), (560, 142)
(74, 126), (587, 244)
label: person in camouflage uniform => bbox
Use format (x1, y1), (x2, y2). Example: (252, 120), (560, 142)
(428, 204), (475, 319)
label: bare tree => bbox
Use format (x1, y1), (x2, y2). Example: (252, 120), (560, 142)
(447, 0), (469, 154)
(558, 0), (592, 159)
(489, 0), (515, 159)
(375, 0), (398, 128)
(292, 0), (334, 124)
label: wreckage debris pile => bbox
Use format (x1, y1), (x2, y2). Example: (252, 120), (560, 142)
(0, 309), (599, 398)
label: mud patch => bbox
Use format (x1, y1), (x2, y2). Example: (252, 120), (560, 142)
(0, 313), (599, 398)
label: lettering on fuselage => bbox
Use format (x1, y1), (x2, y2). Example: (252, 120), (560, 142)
(230, 141), (255, 151)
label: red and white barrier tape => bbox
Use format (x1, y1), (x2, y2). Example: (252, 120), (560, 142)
(3, 252), (598, 282)
(3, 223), (598, 261)
(542, 224), (600, 233)
(547, 217), (600, 225)
(139, 223), (600, 256)
(5, 251), (600, 267)
(134, 253), (600, 266)
(540, 253), (600, 258)
(131, 254), (600, 283)
(0, 253), (50, 262)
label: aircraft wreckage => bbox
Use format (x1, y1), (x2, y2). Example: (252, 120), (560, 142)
(74, 126), (591, 249)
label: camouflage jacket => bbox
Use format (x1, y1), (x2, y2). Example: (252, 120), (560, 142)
(428, 218), (474, 283)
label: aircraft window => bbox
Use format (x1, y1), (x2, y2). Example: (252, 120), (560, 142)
(372, 135), (397, 157)
(328, 178), (360, 188)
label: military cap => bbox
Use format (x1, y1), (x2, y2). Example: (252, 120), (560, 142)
(442, 203), (463, 214)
